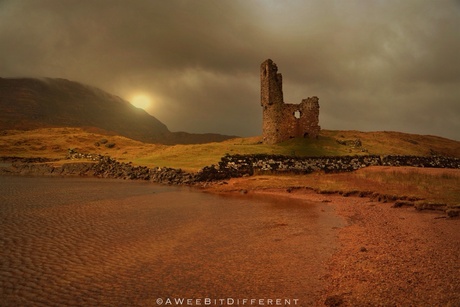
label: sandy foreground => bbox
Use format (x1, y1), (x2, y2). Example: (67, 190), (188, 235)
(203, 180), (460, 306)
(1, 168), (459, 306)
(0, 176), (343, 306)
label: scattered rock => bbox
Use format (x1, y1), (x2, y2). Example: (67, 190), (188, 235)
(414, 202), (447, 212)
(335, 138), (361, 148)
(393, 201), (414, 208)
(342, 190), (359, 197)
(358, 191), (373, 198)
(446, 209), (460, 218)
(354, 139), (362, 147)
(325, 294), (344, 306)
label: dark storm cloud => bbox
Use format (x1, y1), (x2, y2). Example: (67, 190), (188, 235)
(1, 0), (459, 139)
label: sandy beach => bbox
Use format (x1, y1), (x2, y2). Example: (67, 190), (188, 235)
(1, 173), (459, 306)
(205, 180), (460, 306)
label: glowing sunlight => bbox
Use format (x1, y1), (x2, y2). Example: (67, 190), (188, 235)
(130, 94), (152, 110)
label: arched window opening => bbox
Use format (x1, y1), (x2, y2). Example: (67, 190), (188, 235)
(294, 110), (301, 119)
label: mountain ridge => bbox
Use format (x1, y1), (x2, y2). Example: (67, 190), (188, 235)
(0, 77), (236, 144)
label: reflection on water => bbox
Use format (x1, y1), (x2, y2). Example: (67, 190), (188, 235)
(0, 176), (343, 306)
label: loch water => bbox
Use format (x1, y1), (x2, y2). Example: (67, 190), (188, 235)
(0, 176), (343, 306)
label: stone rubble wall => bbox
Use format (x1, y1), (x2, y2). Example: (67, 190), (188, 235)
(198, 154), (460, 181)
(1, 151), (196, 185)
(1, 150), (459, 185)
(67, 152), (197, 184)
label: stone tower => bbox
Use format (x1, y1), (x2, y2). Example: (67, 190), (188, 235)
(261, 59), (320, 144)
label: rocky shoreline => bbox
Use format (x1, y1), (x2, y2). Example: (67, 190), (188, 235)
(1, 151), (459, 216)
(1, 152), (459, 305)
(1, 150), (459, 185)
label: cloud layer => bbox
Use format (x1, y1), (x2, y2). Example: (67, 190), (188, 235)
(1, 0), (459, 140)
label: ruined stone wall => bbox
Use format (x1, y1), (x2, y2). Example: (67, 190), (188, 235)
(201, 154), (460, 179)
(281, 97), (320, 139)
(2, 153), (459, 186)
(261, 59), (320, 144)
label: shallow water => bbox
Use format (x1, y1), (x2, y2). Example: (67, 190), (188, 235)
(0, 176), (343, 306)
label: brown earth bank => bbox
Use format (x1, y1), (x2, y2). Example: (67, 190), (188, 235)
(202, 175), (460, 306)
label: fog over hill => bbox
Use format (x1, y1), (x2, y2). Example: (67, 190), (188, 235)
(0, 77), (235, 144)
(1, 1), (459, 140)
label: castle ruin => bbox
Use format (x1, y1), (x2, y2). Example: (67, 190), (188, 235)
(261, 59), (320, 144)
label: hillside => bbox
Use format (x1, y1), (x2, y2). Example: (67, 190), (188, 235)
(0, 77), (234, 144)
(1, 128), (459, 172)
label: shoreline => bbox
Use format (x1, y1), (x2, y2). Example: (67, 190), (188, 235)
(201, 182), (460, 306)
(1, 161), (460, 305)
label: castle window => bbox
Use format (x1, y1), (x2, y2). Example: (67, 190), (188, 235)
(294, 110), (301, 119)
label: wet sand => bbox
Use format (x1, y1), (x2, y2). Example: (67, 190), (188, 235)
(0, 176), (343, 306)
(236, 188), (460, 306)
(321, 194), (460, 306)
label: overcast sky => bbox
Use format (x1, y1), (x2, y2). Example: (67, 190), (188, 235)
(1, 0), (459, 140)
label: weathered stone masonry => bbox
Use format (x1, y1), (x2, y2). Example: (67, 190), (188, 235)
(2, 153), (458, 184)
(261, 59), (320, 144)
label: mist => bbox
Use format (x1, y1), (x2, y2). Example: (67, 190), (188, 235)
(1, 0), (459, 139)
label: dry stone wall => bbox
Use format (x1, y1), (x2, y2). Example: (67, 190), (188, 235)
(1, 151), (459, 185)
(199, 154), (460, 181)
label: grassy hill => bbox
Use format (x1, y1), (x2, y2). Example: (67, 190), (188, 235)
(0, 77), (234, 144)
(1, 128), (459, 172)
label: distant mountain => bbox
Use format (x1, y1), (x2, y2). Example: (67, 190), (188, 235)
(0, 78), (236, 144)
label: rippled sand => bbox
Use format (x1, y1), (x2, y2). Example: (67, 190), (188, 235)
(0, 176), (342, 306)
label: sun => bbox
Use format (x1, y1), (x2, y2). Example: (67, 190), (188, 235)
(130, 94), (151, 110)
